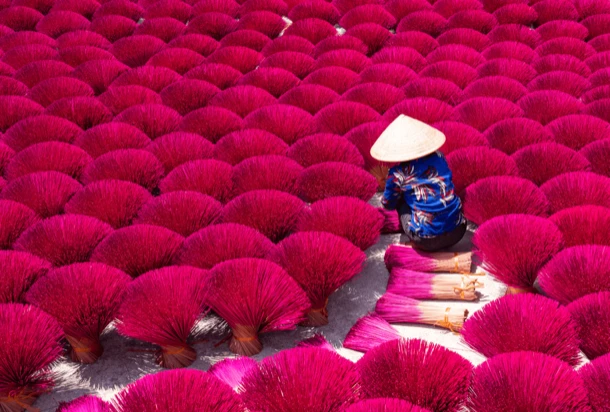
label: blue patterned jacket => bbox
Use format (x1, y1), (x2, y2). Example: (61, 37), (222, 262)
(381, 151), (464, 237)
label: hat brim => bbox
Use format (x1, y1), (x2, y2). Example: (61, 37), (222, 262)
(370, 115), (446, 163)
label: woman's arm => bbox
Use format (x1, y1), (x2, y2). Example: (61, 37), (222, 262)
(380, 170), (402, 210)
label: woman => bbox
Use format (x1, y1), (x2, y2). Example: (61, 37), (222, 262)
(371, 115), (466, 251)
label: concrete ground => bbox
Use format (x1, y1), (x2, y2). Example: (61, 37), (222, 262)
(37, 198), (505, 411)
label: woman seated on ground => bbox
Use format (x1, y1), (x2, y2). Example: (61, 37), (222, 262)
(372, 115), (466, 252)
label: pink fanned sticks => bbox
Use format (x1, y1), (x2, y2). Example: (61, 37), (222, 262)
(357, 338), (472, 411)
(0, 251), (50, 303)
(343, 314), (400, 353)
(549, 205), (610, 247)
(112, 369), (245, 412)
(176, 223), (274, 270)
(388, 269), (483, 301)
(468, 352), (591, 412)
(461, 294), (581, 365)
(375, 293), (470, 331)
(268, 231), (365, 326)
(240, 347), (361, 411)
(57, 395), (112, 411)
(346, 398), (431, 412)
(206, 258), (310, 356)
(538, 245), (610, 304)
(567, 292), (610, 360)
(473, 214), (563, 294)
(579, 352), (610, 412)
(384, 244), (472, 273)
(208, 357), (257, 391)
(0, 304), (63, 411)
(116, 266), (208, 368)
(26, 263), (131, 364)
(91, 225), (184, 277)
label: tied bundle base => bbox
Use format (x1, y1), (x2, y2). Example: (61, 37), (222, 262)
(300, 301), (329, 327)
(505, 286), (537, 295)
(66, 336), (104, 364)
(156, 344), (197, 369)
(0, 389), (40, 412)
(229, 325), (262, 357)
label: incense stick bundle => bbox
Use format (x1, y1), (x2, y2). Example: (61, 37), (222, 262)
(375, 293), (469, 332)
(385, 244), (472, 273)
(388, 269), (483, 301)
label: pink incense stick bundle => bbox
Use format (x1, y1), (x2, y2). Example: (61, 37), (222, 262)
(0, 172), (82, 218)
(159, 159), (234, 203)
(221, 190), (304, 243)
(232, 155), (303, 196)
(160, 79), (220, 115)
(208, 85), (276, 118)
(112, 369), (245, 411)
(550, 205), (610, 247)
(112, 104), (181, 140)
(80, 149), (165, 192)
(74, 123), (151, 158)
(64, 180), (151, 229)
(184, 64), (241, 90)
(207, 258), (310, 356)
(57, 395), (112, 411)
(110, 66), (181, 93)
(313, 49), (372, 74)
(358, 338), (472, 411)
(146, 47), (202, 74)
(378, 207), (401, 234)
(145, 132), (214, 174)
(546, 114), (610, 151)
(89, 15), (137, 43)
(343, 314), (401, 353)
(303, 66), (359, 95)
(0, 200), (40, 250)
(4, 114), (82, 153)
(434, 121), (489, 155)
(452, 97), (524, 132)
(568, 292), (610, 360)
(518, 90), (583, 125)
(375, 293), (470, 331)
(0, 96), (43, 133)
(176, 223), (274, 269)
(579, 353), (610, 411)
(215, 129), (287, 166)
(314, 101), (380, 136)
(0, 303), (63, 412)
(244, 105), (318, 145)
(346, 398), (430, 412)
(109, 35), (165, 68)
(387, 269), (483, 301)
(539, 245), (610, 305)
(240, 347), (361, 411)
(278, 84), (339, 115)
(484, 117), (554, 155)
(165, 35), (218, 57)
(446, 146), (519, 195)
(72, 58), (130, 96)
(297, 162), (378, 203)
(0, 251), (50, 303)
(296, 334), (334, 351)
(437, 27), (490, 51)
(28, 76), (94, 108)
(26, 263), (131, 364)
(45, 96), (113, 131)
(268, 231), (365, 326)
(208, 357), (257, 391)
(5, 142), (92, 181)
(14, 214), (112, 267)
(298, 196), (383, 250)
(473, 214), (563, 294)
(581, 139), (610, 178)
(259, 51), (316, 80)
(488, 24), (541, 48)
(384, 245), (473, 273)
(511, 142), (591, 186)
(287, 134), (364, 168)
(463, 176), (550, 225)
(262, 36), (315, 58)
(358, 63), (418, 88)
(468, 352), (591, 412)
(402, 78), (462, 104)
(116, 266), (207, 368)
(237, 68), (299, 97)
(91, 225), (184, 277)
(459, 76), (527, 102)
(313, 35), (367, 58)
(541, 172), (610, 213)
(134, 191), (222, 237)
(384, 98), (455, 125)
(462, 294), (581, 365)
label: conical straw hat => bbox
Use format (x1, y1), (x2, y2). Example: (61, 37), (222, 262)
(370, 115), (446, 162)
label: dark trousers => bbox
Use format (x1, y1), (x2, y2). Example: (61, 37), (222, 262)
(397, 203), (467, 252)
